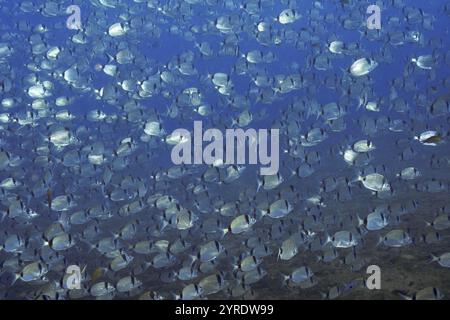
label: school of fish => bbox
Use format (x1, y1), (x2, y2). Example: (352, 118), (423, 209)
(0, 0), (449, 300)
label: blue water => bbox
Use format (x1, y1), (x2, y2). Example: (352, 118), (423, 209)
(0, 0), (449, 300)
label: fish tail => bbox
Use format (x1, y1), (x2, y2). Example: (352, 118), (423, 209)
(428, 254), (439, 264)
(356, 214), (364, 227)
(375, 236), (383, 247)
(280, 273), (289, 287)
(10, 273), (20, 286)
(219, 228), (229, 239)
(393, 290), (413, 300)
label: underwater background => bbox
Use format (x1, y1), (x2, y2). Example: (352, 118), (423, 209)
(0, 0), (449, 300)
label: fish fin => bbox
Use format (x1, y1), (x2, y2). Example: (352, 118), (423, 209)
(357, 93), (367, 110)
(348, 176), (361, 186)
(219, 228), (229, 239)
(356, 214), (364, 227)
(259, 208), (268, 217)
(324, 232), (332, 245)
(256, 179), (262, 193)
(80, 239), (95, 253)
(187, 254), (198, 264)
(375, 236), (383, 247)
(287, 167), (297, 179)
(10, 273), (20, 286)
(58, 212), (71, 231)
(393, 290), (413, 300)
(106, 53), (115, 63)
(80, 264), (88, 274)
(428, 254), (439, 264)
(340, 67), (350, 79)
(280, 273), (290, 287)
(172, 292), (181, 300)
(110, 231), (120, 240)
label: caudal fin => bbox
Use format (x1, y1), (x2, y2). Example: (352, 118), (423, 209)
(428, 254), (439, 264)
(280, 273), (290, 287)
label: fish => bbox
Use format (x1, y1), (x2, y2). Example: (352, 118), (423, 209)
(0, 0), (448, 302)
(349, 58), (378, 77)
